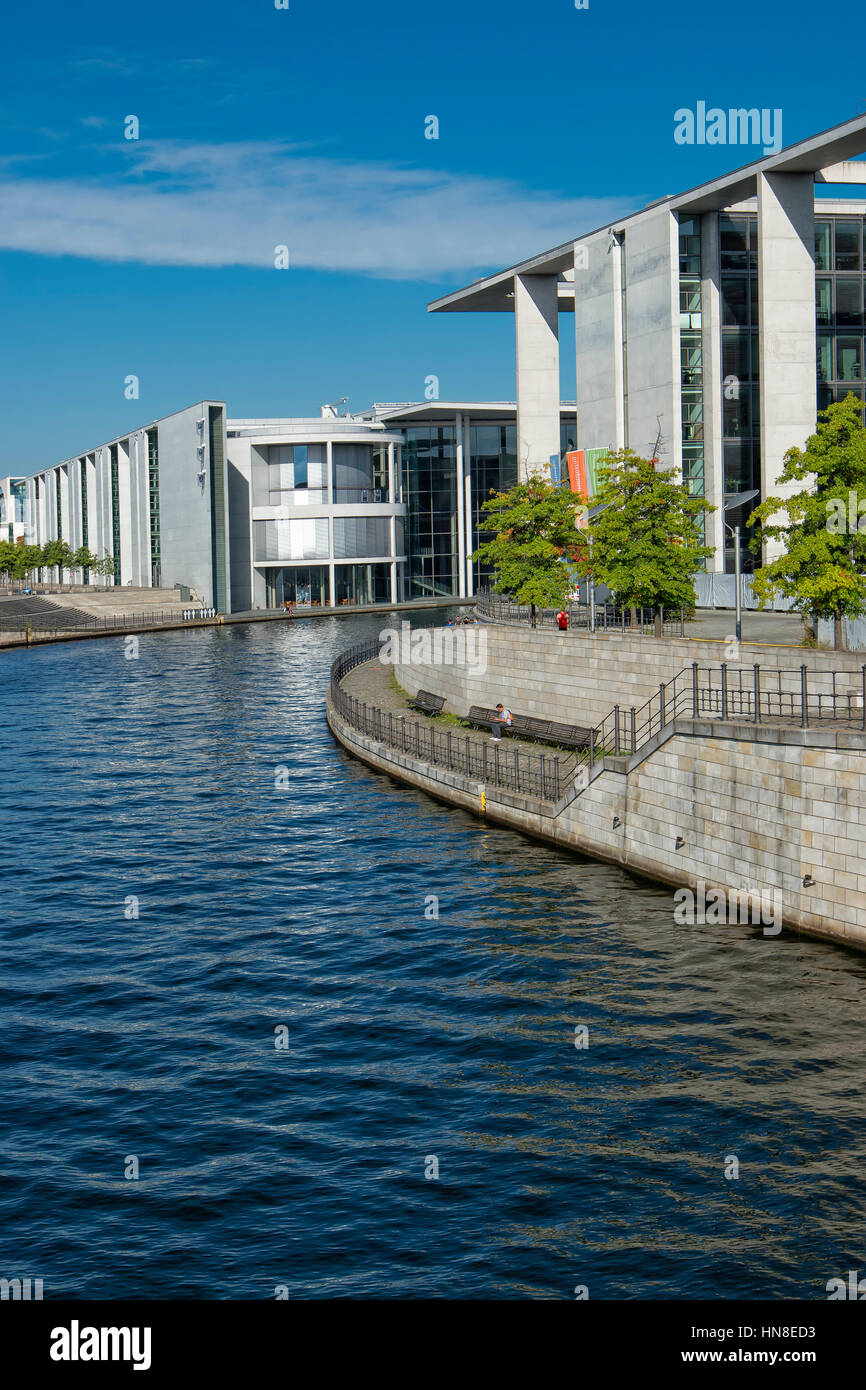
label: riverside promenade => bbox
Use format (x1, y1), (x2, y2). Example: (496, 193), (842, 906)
(327, 618), (866, 953)
(0, 590), (472, 648)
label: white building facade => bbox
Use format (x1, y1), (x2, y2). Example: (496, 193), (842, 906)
(430, 113), (866, 572)
(22, 403), (409, 612)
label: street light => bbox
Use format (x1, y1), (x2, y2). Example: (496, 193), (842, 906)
(584, 499), (611, 633)
(723, 489), (759, 644)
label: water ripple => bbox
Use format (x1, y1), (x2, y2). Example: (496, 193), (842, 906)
(1, 616), (866, 1299)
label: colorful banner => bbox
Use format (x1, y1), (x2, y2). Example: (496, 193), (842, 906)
(565, 448), (609, 500)
(565, 450), (586, 496)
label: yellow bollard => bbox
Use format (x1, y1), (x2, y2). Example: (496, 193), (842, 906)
(480, 789), (486, 815)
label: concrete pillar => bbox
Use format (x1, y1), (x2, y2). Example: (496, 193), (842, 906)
(455, 410), (465, 596)
(757, 172), (816, 561)
(701, 212), (725, 571)
(514, 273), (560, 480)
(463, 416), (473, 595)
(610, 236), (626, 449)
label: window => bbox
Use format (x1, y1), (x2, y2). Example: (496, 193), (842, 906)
(836, 277), (862, 328)
(816, 278), (832, 326)
(293, 444), (308, 488)
(722, 334), (750, 380)
(835, 221), (861, 272)
(721, 277), (748, 326)
(720, 216), (749, 271)
(817, 332), (833, 382)
(815, 221), (832, 272)
(837, 336), (862, 381)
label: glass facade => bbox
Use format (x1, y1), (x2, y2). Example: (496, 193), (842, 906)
(719, 213), (760, 571)
(332, 442), (388, 504)
(266, 565), (329, 608)
(55, 469), (63, 540)
(147, 429), (161, 587)
(402, 424), (458, 597)
(401, 416), (574, 598)
(678, 215), (705, 510)
(815, 216), (865, 410)
(265, 443), (327, 505)
(109, 444), (121, 584)
(469, 423), (518, 591)
(334, 562), (391, 606)
(79, 460), (89, 581)
(208, 406), (228, 614)
(79, 460), (88, 548)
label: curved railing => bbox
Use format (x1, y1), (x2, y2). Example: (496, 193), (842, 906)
(474, 586), (687, 637)
(330, 640), (866, 805)
(329, 639), (570, 801)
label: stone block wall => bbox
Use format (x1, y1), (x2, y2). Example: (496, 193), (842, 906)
(394, 623), (866, 730)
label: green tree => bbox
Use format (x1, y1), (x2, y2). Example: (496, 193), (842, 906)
(71, 545), (98, 578)
(40, 538), (74, 583)
(93, 554), (116, 580)
(13, 544), (44, 585)
(472, 475), (588, 625)
(0, 539), (17, 585)
(588, 448), (713, 636)
(749, 395), (866, 650)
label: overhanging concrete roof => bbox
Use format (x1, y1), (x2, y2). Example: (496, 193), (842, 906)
(430, 111), (866, 314)
(364, 401), (577, 423)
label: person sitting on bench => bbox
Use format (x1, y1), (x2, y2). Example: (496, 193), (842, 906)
(491, 703), (513, 741)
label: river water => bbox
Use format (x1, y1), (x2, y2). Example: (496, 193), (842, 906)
(1, 614), (865, 1300)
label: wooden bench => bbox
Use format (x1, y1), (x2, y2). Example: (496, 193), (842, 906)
(466, 706), (590, 750)
(466, 705), (518, 738)
(408, 689), (445, 716)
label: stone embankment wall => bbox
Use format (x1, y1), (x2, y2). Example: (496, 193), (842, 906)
(393, 622), (865, 728)
(327, 625), (866, 952)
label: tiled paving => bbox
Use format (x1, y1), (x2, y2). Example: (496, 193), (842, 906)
(340, 656), (580, 779)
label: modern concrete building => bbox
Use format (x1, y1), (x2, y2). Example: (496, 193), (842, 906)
(362, 402), (576, 599)
(26, 402), (230, 606)
(430, 112), (866, 571)
(225, 411), (406, 610)
(22, 399), (577, 609)
(24, 402), (410, 612)
(0, 477), (27, 544)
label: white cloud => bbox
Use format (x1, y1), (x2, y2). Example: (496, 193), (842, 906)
(0, 139), (637, 279)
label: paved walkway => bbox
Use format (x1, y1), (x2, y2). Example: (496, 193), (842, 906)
(340, 657), (580, 775)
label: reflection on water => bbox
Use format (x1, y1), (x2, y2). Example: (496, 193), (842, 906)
(1, 614), (865, 1300)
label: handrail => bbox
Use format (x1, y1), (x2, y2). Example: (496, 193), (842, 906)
(334, 641), (866, 806)
(474, 587), (686, 638)
(0, 607), (218, 632)
(329, 640), (568, 801)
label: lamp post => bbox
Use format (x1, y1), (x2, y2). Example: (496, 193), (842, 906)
(722, 490), (759, 646)
(585, 499), (611, 636)
(724, 521), (742, 643)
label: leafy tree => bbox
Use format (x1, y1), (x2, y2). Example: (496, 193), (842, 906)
(40, 538), (74, 582)
(588, 448), (714, 636)
(13, 544), (44, 585)
(0, 539), (17, 584)
(93, 554), (116, 580)
(749, 395), (866, 650)
(71, 545), (99, 578)
(472, 475), (588, 625)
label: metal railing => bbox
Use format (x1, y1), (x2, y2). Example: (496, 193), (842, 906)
(330, 640), (567, 801)
(475, 587), (686, 637)
(588, 661), (866, 764)
(332, 643), (866, 806)
(0, 607), (218, 633)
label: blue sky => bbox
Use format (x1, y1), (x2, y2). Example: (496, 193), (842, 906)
(1, 0), (863, 473)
